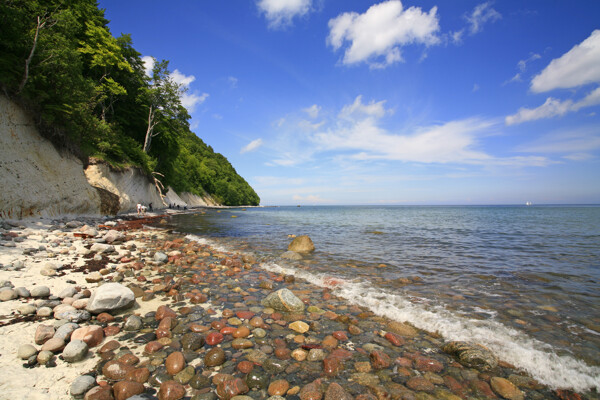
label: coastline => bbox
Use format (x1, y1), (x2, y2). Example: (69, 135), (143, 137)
(0, 213), (597, 400)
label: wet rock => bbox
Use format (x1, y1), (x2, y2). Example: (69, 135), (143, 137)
(124, 315), (143, 331)
(299, 380), (323, 400)
(414, 357), (444, 373)
(246, 370), (269, 390)
(441, 341), (498, 371)
(190, 373), (212, 390)
(154, 252), (168, 264)
(70, 375), (96, 397)
(246, 349), (268, 364)
(113, 381), (145, 400)
(181, 332), (205, 351)
(87, 283), (135, 314)
(268, 379), (290, 396)
(370, 350), (391, 369)
(490, 377), (524, 400)
(62, 340), (89, 362)
(281, 251), (303, 260)
(231, 338), (253, 349)
(125, 367), (150, 383)
(204, 347), (226, 367)
(206, 332), (224, 346)
(288, 235), (315, 253)
(155, 305), (177, 320)
(166, 351), (185, 375)
(158, 380), (186, 400)
(83, 385), (113, 400)
(261, 288), (305, 313)
(216, 377), (249, 400)
(406, 376), (434, 392)
(386, 321), (417, 338)
(289, 321), (310, 333)
(324, 382), (352, 400)
(174, 366), (195, 384)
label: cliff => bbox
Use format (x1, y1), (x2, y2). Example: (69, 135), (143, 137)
(0, 95), (218, 219)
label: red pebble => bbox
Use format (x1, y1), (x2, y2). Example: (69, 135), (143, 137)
(206, 332), (224, 346)
(332, 331), (348, 341)
(237, 361), (254, 373)
(220, 326), (236, 335)
(236, 311), (255, 320)
(384, 332), (405, 346)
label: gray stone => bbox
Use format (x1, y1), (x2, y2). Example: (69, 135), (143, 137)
(70, 375), (96, 396)
(79, 225), (99, 237)
(87, 282), (135, 314)
(90, 243), (115, 253)
(261, 288), (305, 312)
(40, 268), (57, 276)
(103, 230), (124, 243)
(37, 350), (54, 364)
(15, 287), (30, 297)
(54, 322), (79, 341)
(55, 307), (91, 323)
(153, 252), (168, 263)
(31, 286), (51, 298)
(58, 286), (78, 299)
(18, 304), (37, 315)
(62, 340), (89, 362)
(66, 221), (82, 228)
(124, 315), (143, 331)
(18, 344), (38, 359)
(36, 306), (53, 317)
(0, 288), (17, 301)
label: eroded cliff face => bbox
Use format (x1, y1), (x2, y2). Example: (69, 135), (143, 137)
(0, 95), (102, 219)
(0, 95), (220, 219)
(84, 162), (164, 212)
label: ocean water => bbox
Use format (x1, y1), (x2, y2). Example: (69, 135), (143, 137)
(167, 205), (600, 392)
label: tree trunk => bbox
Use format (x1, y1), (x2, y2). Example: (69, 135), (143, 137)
(17, 16), (44, 94)
(143, 105), (157, 153)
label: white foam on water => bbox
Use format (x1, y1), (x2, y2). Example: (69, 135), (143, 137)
(185, 234), (230, 253)
(261, 262), (600, 392)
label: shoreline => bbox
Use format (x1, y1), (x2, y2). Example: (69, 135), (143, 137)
(0, 214), (597, 399)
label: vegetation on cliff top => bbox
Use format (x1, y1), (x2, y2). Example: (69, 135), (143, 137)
(0, 0), (259, 206)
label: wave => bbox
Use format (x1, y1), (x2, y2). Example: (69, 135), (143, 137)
(261, 262), (600, 393)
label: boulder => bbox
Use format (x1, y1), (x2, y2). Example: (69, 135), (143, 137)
(261, 288), (305, 312)
(87, 283), (135, 314)
(441, 341), (498, 371)
(287, 235), (315, 253)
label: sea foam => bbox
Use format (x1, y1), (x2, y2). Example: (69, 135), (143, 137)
(261, 262), (600, 392)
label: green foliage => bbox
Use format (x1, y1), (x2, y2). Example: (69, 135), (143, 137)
(0, 0), (259, 206)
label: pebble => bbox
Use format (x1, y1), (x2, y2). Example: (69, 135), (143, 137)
(0, 288), (18, 301)
(34, 324), (55, 345)
(41, 337), (65, 352)
(113, 380), (145, 400)
(30, 286), (51, 298)
(490, 377), (525, 400)
(165, 351), (186, 375)
(70, 375), (96, 397)
(18, 344), (38, 359)
(158, 380), (186, 400)
(268, 379), (290, 396)
(62, 340), (89, 362)
(289, 321), (310, 333)
(37, 350), (54, 364)
(71, 325), (104, 347)
(18, 304), (37, 315)
(204, 347), (226, 367)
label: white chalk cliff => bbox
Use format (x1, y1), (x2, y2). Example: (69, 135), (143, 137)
(0, 95), (218, 219)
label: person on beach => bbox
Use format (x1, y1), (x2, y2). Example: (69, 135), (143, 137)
(149, 203), (153, 212)
(141, 205), (147, 215)
(136, 203), (142, 216)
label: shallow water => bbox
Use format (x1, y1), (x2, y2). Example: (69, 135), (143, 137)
(168, 205), (600, 391)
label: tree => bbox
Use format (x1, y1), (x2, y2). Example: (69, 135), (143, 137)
(142, 58), (185, 153)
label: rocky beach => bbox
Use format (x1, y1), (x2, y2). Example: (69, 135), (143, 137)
(0, 212), (596, 400)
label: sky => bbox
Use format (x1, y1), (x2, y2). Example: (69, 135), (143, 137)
(98, 0), (600, 205)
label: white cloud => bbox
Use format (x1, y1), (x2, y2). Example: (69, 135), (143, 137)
(180, 92), (209, 113)
(517, 125), (600, 156)
(339, 95), (388, 119)
(292, 194), (330, 203)
(466, 2), (501, 34)
(506, 53), (541, 84)
(327, 0), (440, 68)
(531, 30), (600, 93)
(303, 104), (321, 118)
(505, 87), (600, 125)
(141, 56), (154, 77)
(171, 69), (196, 87)
(228, 76), (238, 88)
(472, 83), (480, 92)
(241, 138), (264, 154)
(257, 0), (312, 29)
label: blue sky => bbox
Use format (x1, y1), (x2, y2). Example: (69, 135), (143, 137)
(99, 0), (600, 205)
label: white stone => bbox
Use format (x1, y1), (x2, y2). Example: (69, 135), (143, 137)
(87, 283), (135, 314)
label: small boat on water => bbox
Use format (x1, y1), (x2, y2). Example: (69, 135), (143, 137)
(526, 201), (532, 206)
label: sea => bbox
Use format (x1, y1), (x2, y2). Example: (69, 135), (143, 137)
(165, 205), (600, 392)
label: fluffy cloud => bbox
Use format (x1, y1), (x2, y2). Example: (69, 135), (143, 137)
(303, 104), (321, 118)
(171, 69), (196, 87)
(170, 69), (208, 113)
(257, 0), (312, 29)
(531, 30), (600, 93)
(506, 53), (541, 84)
(241, 138), (264, 154)
(141, 56), (154, 77)
(506, 87), (600, 125)
(466, 2), (501, 34)
(327, 0), (440, 68)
